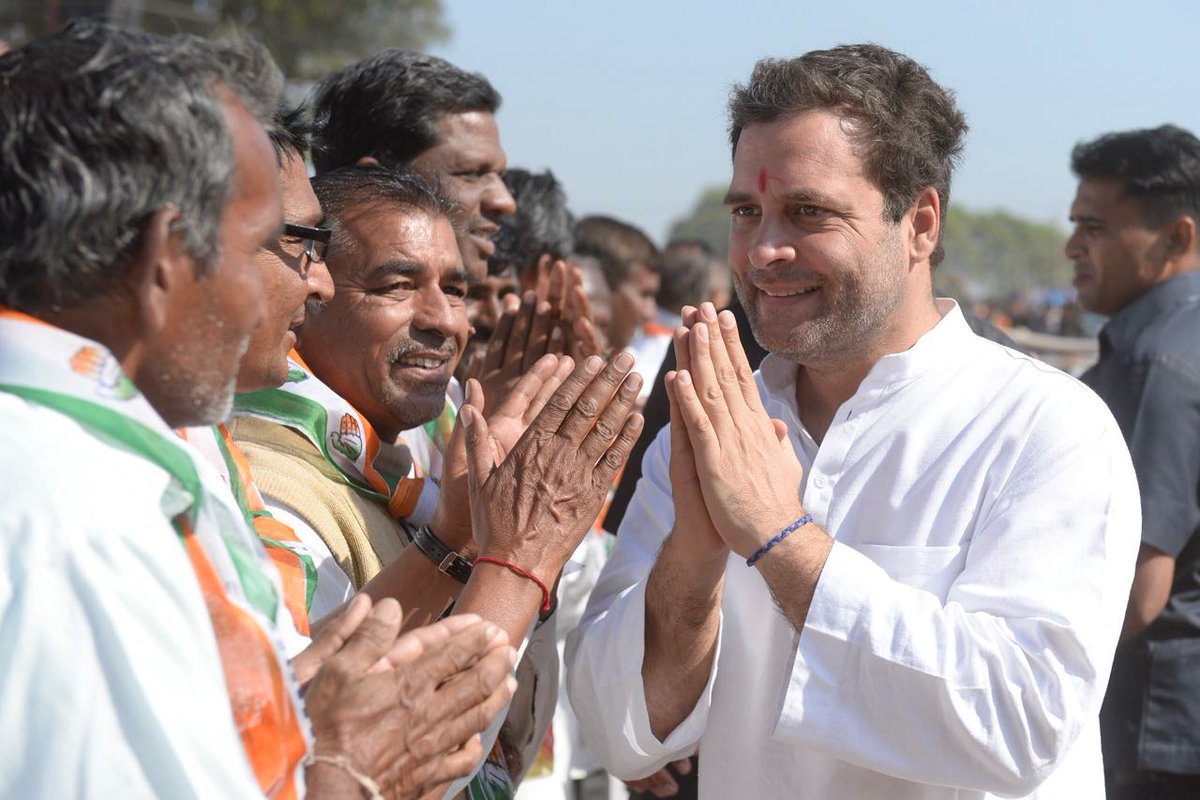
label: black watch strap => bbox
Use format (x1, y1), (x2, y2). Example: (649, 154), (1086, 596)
(411, 524), (472, 584)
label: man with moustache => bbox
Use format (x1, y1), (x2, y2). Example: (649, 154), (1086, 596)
(232, 165), (644, 795)
(0, 24), (517, 799)
(568, 45), (1141, 799)
(1065, 126), (1200, 799)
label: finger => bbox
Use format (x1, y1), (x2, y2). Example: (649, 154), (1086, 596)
(465, 377), (485, 417)
(527, 354), (603, 437)
(495, 352), (559, 421)
(771, 417), (789, 443)
(524, 354), (575, 425)
(482, 294), (520, 374)
(580, 368), (642, 461)
(566, 269), (593, 323)
(330, 597), (403, 673)
(413, 735), (484, 795)
(572, 316), (603, 360)
(672, 369), (720, 462)
(667, 372), (696, 465)
(546, 259), (567, 313)
(594, 411), (645, 488)
(533, 253), (555, 302)
(697, 302), (745, 417)
(430, 648), (517, 730)
(649, 771), (680, 797)
(688, 317), (732, 432)
(523, 300), (555, 371)
(503, 291), (537, 370)
(547, 321), (565, 356)
(556, 352), (635, 443)
(462, 404), (494, 510)
(717, 308), (762, 412)
(374, 615), (496, 672)
(292, 593), (373, 684)
(672, 326), (691, 375)
(672, 757), (694, 775)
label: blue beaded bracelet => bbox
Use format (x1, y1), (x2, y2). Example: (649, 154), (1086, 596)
(746, 514), (814, 567)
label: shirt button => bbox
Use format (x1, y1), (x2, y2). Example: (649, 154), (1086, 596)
(814, 476), (826, 488)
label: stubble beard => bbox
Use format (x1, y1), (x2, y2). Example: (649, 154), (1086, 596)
(736, 237), (907, 369)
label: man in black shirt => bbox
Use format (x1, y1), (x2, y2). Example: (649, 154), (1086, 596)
(1068, 125), (1200, 800)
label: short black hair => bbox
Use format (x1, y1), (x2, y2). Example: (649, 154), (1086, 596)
(490, 168), (574, 277)
(574, 215), (659, 290)
(267, 103), (311, 166)
(310, 50), (500, 174)
(1071, 125), (1200, 225)
(310, 165), (462, 258)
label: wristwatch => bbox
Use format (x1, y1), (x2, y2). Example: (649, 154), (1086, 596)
(410, 524), (473, 584)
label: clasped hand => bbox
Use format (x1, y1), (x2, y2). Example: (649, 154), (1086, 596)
(666, 303), (806, 560)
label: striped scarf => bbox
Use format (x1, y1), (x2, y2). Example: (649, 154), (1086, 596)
(233, 351), (443, 524)
(0, 309), (310, 798)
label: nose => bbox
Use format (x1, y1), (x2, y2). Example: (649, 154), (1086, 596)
(482, 174), (516, 218)
(306, 258), (335, 304)
(1064, 228), (1084, 261)
(412, 286), (461, 340)
(745, 217), (797, 270)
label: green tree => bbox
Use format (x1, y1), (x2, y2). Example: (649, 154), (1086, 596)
(1, 0), (449, 81)
(667, 185), (730, 257)
(939, 207), (1070, 300)
(218, 0), (448, 80)
(666, 184), (1070, 299)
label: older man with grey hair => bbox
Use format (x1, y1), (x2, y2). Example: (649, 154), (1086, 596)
(0, 22), (517, 799)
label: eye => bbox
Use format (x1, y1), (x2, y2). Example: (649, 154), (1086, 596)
(793, 205), (824, 217)
(444, 284), (467, 299)
(373, 281), (413, 295)
(730, 205), (759, 218)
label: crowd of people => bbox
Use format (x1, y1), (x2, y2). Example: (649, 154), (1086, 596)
(1, 19), (1198, 800)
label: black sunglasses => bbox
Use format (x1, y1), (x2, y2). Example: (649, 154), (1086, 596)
(283, 223), (332, 264)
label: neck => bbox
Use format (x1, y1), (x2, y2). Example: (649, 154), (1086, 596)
(35, 297), (144, 380)
(793, 293), (943, 443)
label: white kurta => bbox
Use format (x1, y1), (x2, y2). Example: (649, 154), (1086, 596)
(566, 302), (1141, 799)
(0, 395), (264, 798)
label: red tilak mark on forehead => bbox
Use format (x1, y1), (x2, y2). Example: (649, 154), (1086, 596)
(758, 168), (768, 193)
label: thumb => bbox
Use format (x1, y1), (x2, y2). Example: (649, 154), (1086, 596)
(770, 417), (789, 444)
(465, 377), (486, 416)
(462, 404), (494, 504)
(328, 597), (403, 675)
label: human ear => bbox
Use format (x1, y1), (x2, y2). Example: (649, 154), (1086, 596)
(907, 186), (941, 266)
(1164, 215), (1197, 269)
(133, 205), (192, 337)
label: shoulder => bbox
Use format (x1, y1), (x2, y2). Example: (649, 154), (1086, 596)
(0, 395), (173, 536)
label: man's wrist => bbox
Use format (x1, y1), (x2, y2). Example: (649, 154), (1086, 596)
(410, 523), (473, 584)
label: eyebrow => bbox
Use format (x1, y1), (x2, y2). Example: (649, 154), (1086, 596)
(723, 188), (842, 208)
(1070, 214), (1105, 225)
(371, 261), (471, 285)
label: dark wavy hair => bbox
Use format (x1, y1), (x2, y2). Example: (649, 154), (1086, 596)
(728, 44), (967, 266)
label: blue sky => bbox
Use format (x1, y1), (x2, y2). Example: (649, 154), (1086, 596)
(430, 0), (1200, 243)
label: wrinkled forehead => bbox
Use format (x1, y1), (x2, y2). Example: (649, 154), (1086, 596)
(330, 202), (463, 276)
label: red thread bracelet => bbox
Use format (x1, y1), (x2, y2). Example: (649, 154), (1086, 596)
(473, 556), (552, 613)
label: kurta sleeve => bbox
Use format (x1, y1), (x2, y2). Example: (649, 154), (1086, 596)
(566, 425), (723, 779)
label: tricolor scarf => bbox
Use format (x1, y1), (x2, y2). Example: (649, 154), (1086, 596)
(235, 352), (516, 800)
(0, 310), (310, 799)
(180, 423), (317, 637)
(233, 351), (444, 525)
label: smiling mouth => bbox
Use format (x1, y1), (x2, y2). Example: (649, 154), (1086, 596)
(393, 355), (450, 370)
(758, 285), (820, 298)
